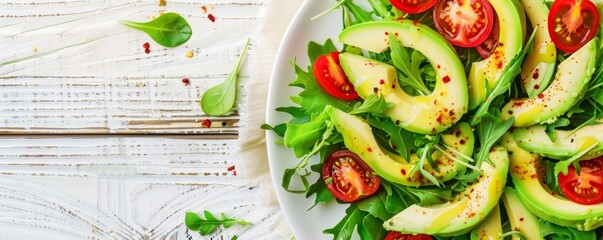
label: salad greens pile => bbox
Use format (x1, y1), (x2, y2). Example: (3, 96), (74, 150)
(265, 0), (603, 239)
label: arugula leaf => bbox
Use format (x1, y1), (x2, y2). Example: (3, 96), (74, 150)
(184, 211), (252, 236)
(540, 219), (596, 240)
(475, 114), (514, 167)
(201, 38), (250, 116)
(543, 160), (564, 196)
(357, 214), (388, 240)
(118, 13), (192, 47)
(404, 187), (452, 205)
(470, 30), (536, 125)
(260, 123), (287, 138)
(366, 116), (417, 161)
(324, 204), (366, 240)
(308, 39), (338, 63)
(545, 118), (571, 142)
(284, 111), (330, 158)
(276, 106), (308, 124)
(554, 142), (598, 176)
(306, 164), (334, 209)
(342, 0), (374, 25)
(389, 34), (431, 96)
(348, 94), (394, 116)
(357, 192), (390, 221)
(282, 167), (310, 193)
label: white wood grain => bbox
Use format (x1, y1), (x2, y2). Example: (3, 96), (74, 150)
(0, 0), (265, 134)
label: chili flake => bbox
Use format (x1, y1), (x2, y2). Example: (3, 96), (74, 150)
(201, 119), (211, 128)
(201, 6), (207, 13)
(182, 78), (190, 86)
(208, 14), (216, 22)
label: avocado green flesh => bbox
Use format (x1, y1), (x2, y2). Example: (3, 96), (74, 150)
(519, 0), (556, 98)
(338, 20), (468, 134)
(326, 106), (474, 187)
(470, 204), (502, 240)
(383, 147), (509, 236)
(501, 187), (543, 240)
(500, 134), (603, 231)
(468, 0), (525, 109)
(502, 38), (598, 127)
(513, 122), (603, 160)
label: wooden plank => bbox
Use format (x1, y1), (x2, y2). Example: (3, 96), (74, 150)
(0, 135), (282, 239)
(0, 0), (266, 134)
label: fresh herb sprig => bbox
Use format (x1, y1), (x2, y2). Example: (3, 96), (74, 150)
(118, 13), (192, 47)
(389, 34), (431, 96)
(184, 211), (252, 236)
(201, 38), (250, 116)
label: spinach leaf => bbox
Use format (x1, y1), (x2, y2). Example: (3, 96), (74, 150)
(184, 211), (251, 236)
(201, 38), (250, 116)
(540, 219), (596, 240)
(118, 13), (192, 47)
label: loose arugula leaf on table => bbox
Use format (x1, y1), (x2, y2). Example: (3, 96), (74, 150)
(389, 34), (431, 96)
(201, 38), (250, 116)
(470, 30), (536, 126)
(540, 219), (597, 240)
(348, 94), (393, 116)
(118, 13), (192, 47)
(184, 211), (251, 236)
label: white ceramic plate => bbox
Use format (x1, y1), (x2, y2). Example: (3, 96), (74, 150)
(265, 0), (355, 239)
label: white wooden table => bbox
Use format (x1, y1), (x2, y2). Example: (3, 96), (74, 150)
(0, 0), (280, 239)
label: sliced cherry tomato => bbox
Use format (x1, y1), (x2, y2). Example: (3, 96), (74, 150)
(323, 150), (380, 202)
(389, 0), (437, 14)
(548, 0), (600, 53)
(433, 0), (495, 47)
(558, 157), (603, 205)
(475, 13), (499, 59)
(312, 52), (359, 101)
(384, 232), (432, 240)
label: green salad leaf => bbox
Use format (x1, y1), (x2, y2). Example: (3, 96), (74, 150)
(348, 94), (394, 116)
(389, 34), (431, 96)
(323, 204), (366, 240)
(184, 211), (251, 236)
(118, 13), (192, 47)
(540, 219), (596, 240)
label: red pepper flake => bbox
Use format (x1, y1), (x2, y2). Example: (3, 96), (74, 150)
(496, 61), (503, 69)
(538, 93), (544, 99)
(442, 75), (451, 83)
(367, 147), (373, 152)
(391, 83), (396, 89)
(182, 78), (190, 86)
(144, 48), (151, 54)
(201, 5), (207, 13)
(227, 165), (235, 171)
(533, 84), (540, 90)
(520, 217), (524, 221)
(379, 79), (385, 85)
(401, 169), (406, 175)
(459, 139), (466, 145)
(201, 119), (211, 128)
(436, 115), (443, 124)
(143, 42), (150, 49)
(208, 14), (216, 22)
(385, 32), (389, 35)
(532, 69), (540, 79)
(233, 170), (237, 176)
(437, 64), (441, 69)
(394, 32), (399, 37)
(513, 101), (525, 107)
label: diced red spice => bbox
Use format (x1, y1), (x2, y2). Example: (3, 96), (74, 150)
(379, 79), (385, 85)
(144, 48), (151, 54)
(208, 14), (216, 22)
(513, 101), (525, 107)
(182, 78), (190, 86)
(391, 83), (396, 89)
(201, 5), (207, 13)
(538, 93), (544, 99)
(532, 69), (540, 79)
(401, 169), (406, 175)
(436, 115), (443, 124)
(367, 147), (373, 152)
(143, 42), (150, 49)
(394, 32), (399, 37)
(520, 217), (524, 222)
(201, 119), (211, 128)
(496, 61), (503, 69)
(442, 76), (451, 83)
(233, 170), (237, 176)
(533, 84), (540, 90)
(385, 32), (389, 35)
(459, 139), (466, 145)
(227, 165), (235, 171)
(437, 64), (441, 69)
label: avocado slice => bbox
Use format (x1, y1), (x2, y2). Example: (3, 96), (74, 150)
(500, 133), (603, 231)
(502, 38), (598, 127)
(468, 0), (526, 109)
(519, 0), (557, 98)
(501, 187), (543, 240)
(326, 106), (474, 187)
(383, 147), (509, 236)
(512, 122), (603, 160)
(338, 20), (468, 134)
(470, 204), (502, 240)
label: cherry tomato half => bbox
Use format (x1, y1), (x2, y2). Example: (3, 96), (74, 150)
(433, 0), (495, 47)
(384, 232), (433, 240)
(323, 150), (380, 202)
(389, 0), (437, 14)
(475, 13), (499, 59)
(312, 52), (359, 101)
(558, 157), (603, 205)
(548, 0), (600, 53)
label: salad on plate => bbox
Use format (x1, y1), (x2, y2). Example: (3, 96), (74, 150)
(264, 0), (603, 239)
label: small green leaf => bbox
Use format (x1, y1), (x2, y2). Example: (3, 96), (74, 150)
(357, 192), (390, 221)
(118, 13), (192, 47)
(306, 164), (334, 209)
(540, 219), (596, 240)
(201, 38), (250, 116)
(545, 118), (571, 142)
(184, 211), (251, 236)
(324, 204), (366, 239)
(348, 94), (394, 116)
(184, 212), (203, 231)
(389, 34), (430, 96)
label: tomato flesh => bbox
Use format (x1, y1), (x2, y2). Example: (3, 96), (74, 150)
(312, 52), (359, 101)
(548, 0), (600, 53)
(433, 0), (495, 47)
(323, 150), (380, 202)
(384, 232), (432, 240)
(558, 157), (603, 205)
(389, 0), (437, 14)
(475, 13), (499, 59)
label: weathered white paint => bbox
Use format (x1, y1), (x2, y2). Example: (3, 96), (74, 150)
(0, 0), (279, 239)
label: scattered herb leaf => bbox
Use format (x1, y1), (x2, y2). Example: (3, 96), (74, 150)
(184, 211), (252, 236)
(118, 13), (192, 47)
